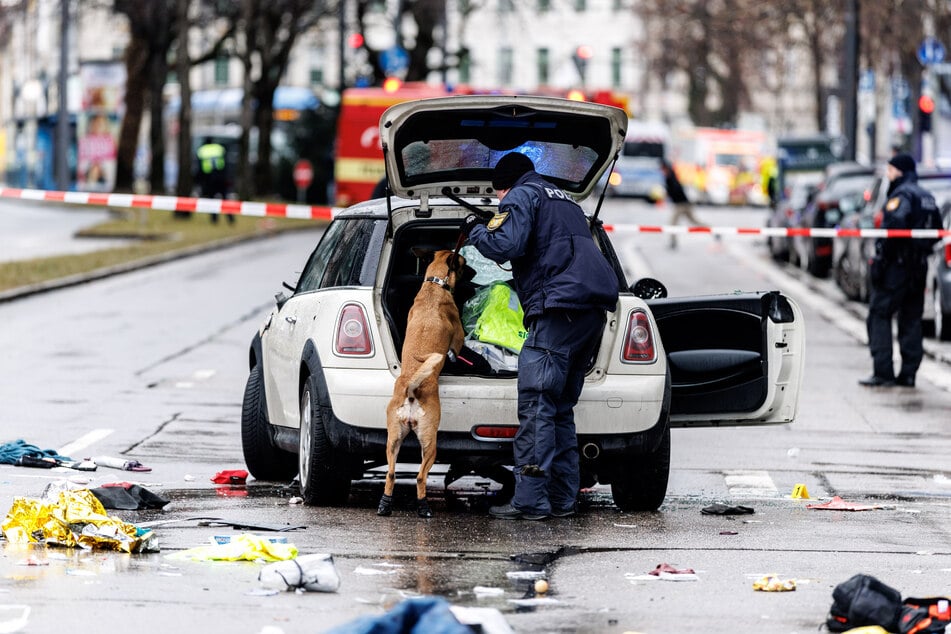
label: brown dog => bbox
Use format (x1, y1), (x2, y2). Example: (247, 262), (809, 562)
(377, 249), (467, 518)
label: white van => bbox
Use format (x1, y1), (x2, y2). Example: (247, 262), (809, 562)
(604, 119), (670, 200)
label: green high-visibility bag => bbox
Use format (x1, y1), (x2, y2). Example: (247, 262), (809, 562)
(462, 282), (528, 353)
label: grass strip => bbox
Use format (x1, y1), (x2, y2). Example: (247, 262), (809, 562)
(0, 208), (323, 293)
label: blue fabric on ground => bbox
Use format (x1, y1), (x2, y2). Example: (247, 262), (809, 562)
(326, 597), (470, 634)
(0, 439), (73, 464)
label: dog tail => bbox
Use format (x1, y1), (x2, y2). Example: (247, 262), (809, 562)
(405, 353), (444, 401)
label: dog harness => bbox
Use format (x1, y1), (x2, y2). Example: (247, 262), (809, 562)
(425, 276), (453, 293)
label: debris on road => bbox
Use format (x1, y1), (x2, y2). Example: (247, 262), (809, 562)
(807, 496), (885, 512)
(166, 533), (298, 562)
(2, 489), (157, 553)
(259, 553), (341, 592)
(752, 574), (796, 592)
(93, 456), (152, 472)
(0, 439), (73, 465)
(648, 563), (699, 581)
(211, 469), (249, 484)
(89, 483), (169, 510)
(700, 503), (754, 515)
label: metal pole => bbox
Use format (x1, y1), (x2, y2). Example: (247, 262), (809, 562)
(843, 0), (859, 162)
(55, 0), (70, 191)
(338, 0), (346, 92)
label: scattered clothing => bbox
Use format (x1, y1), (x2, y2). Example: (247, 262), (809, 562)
(0, 439), (72, 465)
(807, 496), (885, 512)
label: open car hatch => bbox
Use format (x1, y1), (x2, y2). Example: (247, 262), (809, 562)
(379, 95), (628, 202)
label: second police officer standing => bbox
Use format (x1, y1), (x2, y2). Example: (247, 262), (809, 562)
(860, 153), (939, 388)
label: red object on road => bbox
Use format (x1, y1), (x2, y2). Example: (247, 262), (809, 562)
(806, 496), (884, 511)
(211, 469), (248, 484)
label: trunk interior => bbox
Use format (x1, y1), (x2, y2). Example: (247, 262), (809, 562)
(381, 221), (518, 378)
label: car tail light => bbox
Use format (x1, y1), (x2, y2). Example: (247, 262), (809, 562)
(945, 241), (951, 266)
(622, 309), (656, 363)
(334, 303), (373, 356)
(472, 425), (518, 440)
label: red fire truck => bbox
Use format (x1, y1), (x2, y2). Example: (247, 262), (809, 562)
(333, 83), (631, 206)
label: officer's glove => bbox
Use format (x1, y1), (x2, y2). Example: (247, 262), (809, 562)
(461, 214), (487, 237)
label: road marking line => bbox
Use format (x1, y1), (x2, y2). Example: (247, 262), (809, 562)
(58, 428), (114, 457)
(724, 469), (780, 497)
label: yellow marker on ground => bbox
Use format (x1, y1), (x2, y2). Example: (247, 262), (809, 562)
(790, 483), (810, 499)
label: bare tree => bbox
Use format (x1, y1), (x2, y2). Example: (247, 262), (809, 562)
(352, 0), (447, 85)
(232, 0), (331, 200)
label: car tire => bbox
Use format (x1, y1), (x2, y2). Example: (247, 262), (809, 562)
(937, 285), (951, 342)
(299, 375), (352, 506)
(241, 365), (297, 481)
(608, 424), (671, 512)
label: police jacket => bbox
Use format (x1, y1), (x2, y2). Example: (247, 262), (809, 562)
(468, 171), (620, 322)
(877, 172), (935, 263)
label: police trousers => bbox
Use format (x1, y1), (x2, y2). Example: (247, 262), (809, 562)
(866, 260), (926, 381)
(511, 308), (606, 515)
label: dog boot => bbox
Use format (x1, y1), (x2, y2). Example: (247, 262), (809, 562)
(417, 497), (433, 518)
(377, 494), (393, 516)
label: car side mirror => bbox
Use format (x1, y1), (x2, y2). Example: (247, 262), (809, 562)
(630, 277), (668, 299)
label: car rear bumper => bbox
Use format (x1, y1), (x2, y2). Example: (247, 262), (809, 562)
(313, 368), (669, 459)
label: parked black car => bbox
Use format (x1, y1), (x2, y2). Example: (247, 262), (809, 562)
(833, 170), (951, 307)
(924, 199), (951, 340)
(791, 162), (875, 278)
(766, 178), (819, 263)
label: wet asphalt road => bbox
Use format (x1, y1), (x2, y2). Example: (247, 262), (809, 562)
(1, 200), (950, 634)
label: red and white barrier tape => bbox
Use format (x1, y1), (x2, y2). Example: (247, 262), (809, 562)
(1, 186), (948, 238)
(603, 224), (951, 239)
(0, 187), (341, 221)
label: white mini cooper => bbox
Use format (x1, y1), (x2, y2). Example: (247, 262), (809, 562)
(241, 95), (805, 511)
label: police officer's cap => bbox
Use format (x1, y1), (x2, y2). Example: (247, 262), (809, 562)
(492, 153), (535, 190)
(888, 153), (916, 174)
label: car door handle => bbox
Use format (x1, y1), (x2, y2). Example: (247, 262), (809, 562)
(285, 316), (297, 324)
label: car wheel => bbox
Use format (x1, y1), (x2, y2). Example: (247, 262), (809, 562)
(937, 285), (951, 342)
(241, 365), (297, 481)
(299, 375), (352, 506)
(608, 425), (671, 512)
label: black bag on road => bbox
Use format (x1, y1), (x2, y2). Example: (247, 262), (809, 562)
(827, 573), (903, 632)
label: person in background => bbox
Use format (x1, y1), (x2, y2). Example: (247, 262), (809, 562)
(661, 160), (708, 248)
(462, 152), (619, 521)
(860, 153), (937, 388)
(195, 137), (233, 225)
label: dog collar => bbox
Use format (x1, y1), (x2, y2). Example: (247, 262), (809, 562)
(425, 276), (453, 292)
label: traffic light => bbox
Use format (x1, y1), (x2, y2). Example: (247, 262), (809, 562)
(919, 94), (935, 133)
(572, 45), (593, 84)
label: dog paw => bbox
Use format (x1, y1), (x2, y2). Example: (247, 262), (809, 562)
(417, 498), (433, 519)
(377, 494), (393, 516)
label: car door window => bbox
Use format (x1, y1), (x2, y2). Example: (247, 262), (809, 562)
(295, 219), (384, 293)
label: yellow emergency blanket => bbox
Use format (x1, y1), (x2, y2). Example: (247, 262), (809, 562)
(2, 490), (157, 553)
(166, 533), (298, 562)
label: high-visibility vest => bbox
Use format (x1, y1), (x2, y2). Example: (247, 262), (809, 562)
(197, 143), (226, 174)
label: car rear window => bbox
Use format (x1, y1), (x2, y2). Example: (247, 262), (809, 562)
(400, 139), (598, 187)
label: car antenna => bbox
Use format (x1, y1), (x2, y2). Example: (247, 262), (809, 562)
(590, 154), (619, 228)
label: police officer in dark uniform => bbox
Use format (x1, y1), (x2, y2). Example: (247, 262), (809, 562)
(462, 152), (620, 520)
(860, 153), (935, 388)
